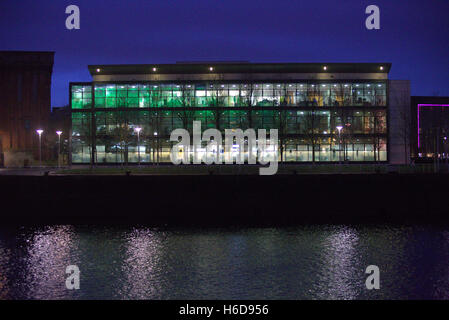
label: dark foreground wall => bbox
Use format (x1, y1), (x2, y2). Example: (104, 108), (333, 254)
(1, 174), (448, 226)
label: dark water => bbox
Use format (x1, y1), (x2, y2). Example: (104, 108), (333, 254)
(0, 225), (448, 300)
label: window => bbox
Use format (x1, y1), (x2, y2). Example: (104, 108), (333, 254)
(71, 85), (92, 109)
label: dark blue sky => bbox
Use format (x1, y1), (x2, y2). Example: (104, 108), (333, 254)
(1, 0), (448, 107)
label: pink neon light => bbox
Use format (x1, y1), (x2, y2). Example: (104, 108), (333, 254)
(417, 104), (449, 149)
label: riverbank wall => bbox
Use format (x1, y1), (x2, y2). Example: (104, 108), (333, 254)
(1, 174), (448, 226)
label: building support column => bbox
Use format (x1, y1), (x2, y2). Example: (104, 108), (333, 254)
(90, 83), (96, 167)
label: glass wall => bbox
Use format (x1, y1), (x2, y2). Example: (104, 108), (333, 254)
(71, 112), (92, 163)
(88, 82), (386, 109)
(71, 85), (92, 109)
(71, 81), (388, 164)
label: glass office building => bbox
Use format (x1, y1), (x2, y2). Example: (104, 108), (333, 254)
(69, 63), (395, 165)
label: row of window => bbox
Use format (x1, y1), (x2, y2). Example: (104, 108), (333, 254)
(72, 110), (387, 137)
(71, 137), (387, 163)
(71, 82), (387, 109)
(73, 83), (385, 93)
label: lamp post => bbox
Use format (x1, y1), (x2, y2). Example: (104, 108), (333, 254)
(444, 136), (448, 172)
(336, 126), (343, 165)
(36, 129), (43, 168)
(154, 132), (158, 165)
(56, 131), (63, 168)
(134, 127), (142, 166)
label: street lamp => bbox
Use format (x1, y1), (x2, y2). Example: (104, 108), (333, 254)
(36, 129), (44, 168)
(336, 126), (343, 164)
(134, 127), (142, 166)
(56, 131), (63, 168)
(154, 132), (159, 165)
(444, 136), (448, 171)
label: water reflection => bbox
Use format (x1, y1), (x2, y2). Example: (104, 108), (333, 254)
(433, 231), (449, 299)
(22, 226), (78, 300)
(0, 225), (448, 299)
(311, 226), (361, 300)
(120, 228), (163, 299)
(0, 239), (11, 299)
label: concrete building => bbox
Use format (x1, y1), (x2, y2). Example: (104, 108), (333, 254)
(0, 51), (54, 167)
(69, 62), (411, 165)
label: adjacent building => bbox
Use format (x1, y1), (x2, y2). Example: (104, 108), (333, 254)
(69, 62), (411, 165)
(411, 96), (449, 161)
(0, 51), (54, 166)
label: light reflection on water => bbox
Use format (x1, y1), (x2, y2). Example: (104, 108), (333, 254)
(0, 240), (11, 299)
(313, 227), (361, 300)
(23, 226), (77, 299)
(119, 229), (163, 299)
(0, 225), (449, 300)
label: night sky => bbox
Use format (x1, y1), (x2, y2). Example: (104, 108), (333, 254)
(0, 0), (448, 107)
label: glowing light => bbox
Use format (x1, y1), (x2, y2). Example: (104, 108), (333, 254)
(134, 127), (142, 134)
(56, 131), (62, 136)
(152, 67), (157, 72)
(23, 226), (75, 299)
(96, 68), (100, 72)
(380, 66), (384, 70)
(323, 66), (327, 71)
(36, 129), (43, 136)
(209, 67), (214, 71)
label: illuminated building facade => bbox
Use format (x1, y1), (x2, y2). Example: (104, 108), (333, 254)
(69, 62), (410, 165)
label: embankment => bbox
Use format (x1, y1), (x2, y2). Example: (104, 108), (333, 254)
(0, 174), (448, 226)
